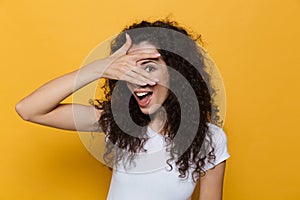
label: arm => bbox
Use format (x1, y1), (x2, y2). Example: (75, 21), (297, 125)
(199, 161), (226, 200)
(15, 34), (160, 132)
(15, 66), (103, 132)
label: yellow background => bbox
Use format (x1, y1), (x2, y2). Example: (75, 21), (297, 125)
(1, 0), (300, 199)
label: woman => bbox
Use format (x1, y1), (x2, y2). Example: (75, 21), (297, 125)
(16, 19), (230, 200)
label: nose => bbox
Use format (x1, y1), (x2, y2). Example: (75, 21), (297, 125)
(139, 84), (148, 88)
(127, 82), (150, 91)
(131, 83), (150, 89)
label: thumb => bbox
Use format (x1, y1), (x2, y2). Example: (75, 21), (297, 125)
(114, 33), (132, 56)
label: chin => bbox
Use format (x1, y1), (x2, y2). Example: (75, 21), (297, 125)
(139, 104), (162, 115)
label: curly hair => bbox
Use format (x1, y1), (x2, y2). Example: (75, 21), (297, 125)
(93, 19), (220, 181)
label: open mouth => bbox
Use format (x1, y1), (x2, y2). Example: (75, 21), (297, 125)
(134, 91), (153, 107)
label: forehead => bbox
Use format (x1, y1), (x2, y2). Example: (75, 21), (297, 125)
(128, 41), (158, 54)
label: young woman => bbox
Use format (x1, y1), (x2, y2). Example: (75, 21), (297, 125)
(16, 19), (230, 200)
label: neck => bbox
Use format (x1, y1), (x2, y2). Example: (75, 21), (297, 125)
(148, 108), (167, 134)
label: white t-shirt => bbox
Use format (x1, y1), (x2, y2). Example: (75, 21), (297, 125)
(107, 123), (230, 200)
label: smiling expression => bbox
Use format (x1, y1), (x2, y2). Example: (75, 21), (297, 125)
(126, 42), (169, 115)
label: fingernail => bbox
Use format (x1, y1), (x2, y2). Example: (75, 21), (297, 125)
(155, 53), (161, 57)
(153, 78), (159, 82)
(149, 81), (156, 85)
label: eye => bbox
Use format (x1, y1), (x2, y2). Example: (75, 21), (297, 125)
(145, 65), (155, 72)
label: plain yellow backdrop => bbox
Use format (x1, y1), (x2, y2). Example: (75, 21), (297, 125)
(1, 0), (300, 199)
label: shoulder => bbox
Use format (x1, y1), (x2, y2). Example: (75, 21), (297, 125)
(206, 123), (228, 146)
(202, 123), (230, 171)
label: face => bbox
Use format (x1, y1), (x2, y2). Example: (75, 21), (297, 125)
(126, 41), (169, 115)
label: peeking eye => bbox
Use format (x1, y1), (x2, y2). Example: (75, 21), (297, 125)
(145, 65), (155, 72)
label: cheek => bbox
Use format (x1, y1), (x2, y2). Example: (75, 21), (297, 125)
(126, 82), (133, 91)
(155, 70), (169, 88)
(156, 86), (169, 102)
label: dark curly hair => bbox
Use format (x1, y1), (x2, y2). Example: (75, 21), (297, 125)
(93, 19), (220, 181)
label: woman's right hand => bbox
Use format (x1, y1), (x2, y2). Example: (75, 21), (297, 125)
(15, 34), (161, 132)
(95, 34), (160, 86)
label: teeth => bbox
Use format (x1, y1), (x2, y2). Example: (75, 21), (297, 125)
(136, 92), (148, 97)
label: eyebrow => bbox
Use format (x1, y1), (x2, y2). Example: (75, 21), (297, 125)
(140, 58), (159, 65)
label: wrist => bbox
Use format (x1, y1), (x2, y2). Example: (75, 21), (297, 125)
(81, 59), (107, 80)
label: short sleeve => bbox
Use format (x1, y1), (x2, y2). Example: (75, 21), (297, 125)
(202, 123), (230, 171)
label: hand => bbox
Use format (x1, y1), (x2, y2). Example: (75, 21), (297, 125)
(102, 34), (160, 86)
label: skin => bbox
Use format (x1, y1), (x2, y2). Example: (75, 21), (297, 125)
(126, 41), (169, 132)
(15, 34), (226, 200)
(199, 161), (226, 200)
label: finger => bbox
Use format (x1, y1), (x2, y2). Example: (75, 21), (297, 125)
(123, 33), (132, 54)
(130, 67), (160, 82)
(120, 73), (148, 86)
(125, 70), (157, 86)
(113, 33), (132, 56)
(121, 64), (159, 83)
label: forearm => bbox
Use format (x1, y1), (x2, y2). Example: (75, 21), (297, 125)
(15, 34), (159, 129)
(15, 60), (104, 120)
